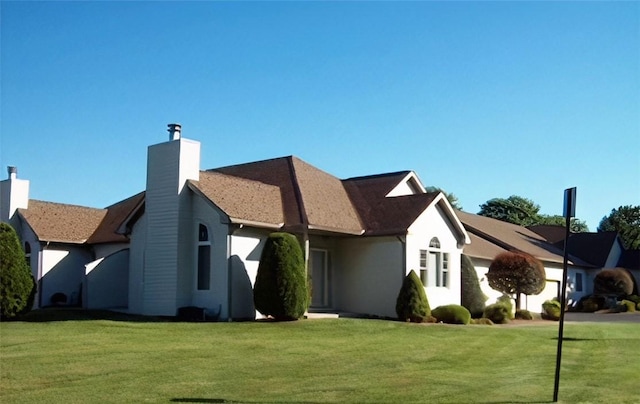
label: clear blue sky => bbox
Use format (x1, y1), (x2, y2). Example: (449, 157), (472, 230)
(1, 1), (638, 231)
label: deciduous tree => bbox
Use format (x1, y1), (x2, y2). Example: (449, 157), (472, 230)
(597, 205), (640, 249)
(486, 251), (546, 311)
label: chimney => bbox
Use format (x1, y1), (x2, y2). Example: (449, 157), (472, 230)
(1, 165), (30, 223)
(8, 166), (17, 180)
(168, 123), (181, 141)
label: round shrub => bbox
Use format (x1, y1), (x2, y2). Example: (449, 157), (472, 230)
(497, 294), (514, 319)
(253, 232), (308, 321)
(432, 304), (471, 325)
(542, 299), (561, 321)
(620, 300), (636, 312)
(460, 254), (486, 318)
(1, 223), (35, 320)
(593, 268), (635, 297)
(471, 317), (494, 325)
(515, 309), (533, 320)
(483, 303), (511, 324)
(396, 270), (431, 323)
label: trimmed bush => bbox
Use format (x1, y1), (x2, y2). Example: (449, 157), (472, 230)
(542, 299), (561, 321)
(497, 294), (514, 319)
(483, 303), (511, 324)
(460, 254), (487, 318)
(432, 305), (471, 325)
(515, 309), (533, 320)
(253, 232), (308, 321)
(471, 317), (494, 325)
(396, 270), (431, 322)
(1, 223), (35, 320)
(486, 251), (546, 310)
(620, 300), (636, 312)
(593, 268), (635, 297)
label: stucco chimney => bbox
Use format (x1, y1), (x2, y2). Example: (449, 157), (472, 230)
(8, 166), (17, 180)
(168, 123), (182, 141)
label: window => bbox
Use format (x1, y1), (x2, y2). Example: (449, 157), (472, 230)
(441, 253), (449, 288)
(419, 249), (428, 286)
(24, 242), (31, 267)
(197, 224), (211, 290)
(574, 273), (583, 292)
(422, 237), (449, 288)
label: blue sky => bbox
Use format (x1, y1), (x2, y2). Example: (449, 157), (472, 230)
(1, 1), (638, 231)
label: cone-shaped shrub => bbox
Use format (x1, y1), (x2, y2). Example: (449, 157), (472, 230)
(396, 270), (431, 322)
(1, 223), (35, 320)
(432, 304), (471, 325)
(460, 254), (486, 318)
(253, 232), (308, 321)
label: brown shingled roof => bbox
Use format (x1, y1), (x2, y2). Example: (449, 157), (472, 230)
(211, 156), (364, 235)
(188, 171), (284, 227)
(19, 200), (108, 244)
(456, 210), (593, 266)
(344, 173), (439, 235)
(87, 192), (145, 244)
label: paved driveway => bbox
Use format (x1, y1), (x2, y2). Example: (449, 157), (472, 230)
(564, 311), (640, 323)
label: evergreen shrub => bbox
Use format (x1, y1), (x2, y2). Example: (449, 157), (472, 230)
(396, 270), (431, 322)
(497, 294), (514, 319)
(0, 223), (35, 320)
(620, 300), (636, 312)
(431, 304), (471, 325)
(542, 299), (561, 321)
(471, 317), (494, 325)
(253, 232), (308, 321)
(515, 309), (533, 320)
(483, 303), (511, 324)
(460, 254), (487, 318)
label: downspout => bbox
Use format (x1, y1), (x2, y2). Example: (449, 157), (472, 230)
(226, 223), (241, 322)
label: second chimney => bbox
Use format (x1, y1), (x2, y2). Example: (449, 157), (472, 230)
(168, 123), (182, 141)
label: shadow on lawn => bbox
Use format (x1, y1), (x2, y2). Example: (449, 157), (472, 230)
(12, 308), (171, 323)
(171, 399), (323, 403)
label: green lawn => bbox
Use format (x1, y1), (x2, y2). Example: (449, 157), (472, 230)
(1, 310), (638, 403)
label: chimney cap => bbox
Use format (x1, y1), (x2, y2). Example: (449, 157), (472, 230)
(168, 123), (182, 141)
(7, 166), (17, 179)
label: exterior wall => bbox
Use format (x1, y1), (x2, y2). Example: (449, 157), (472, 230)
(604, 239), (624, 268)
(188, 196), (230, 319)
(40, 244), (92, 307)
(406, 203), (464, 309)
(93, 243), (128, 260)
(128, 213), (146, 314)
(142, 137), (200, 316)
(84, 249), (129, 309)
(229, 227), (271, 320)
(333, 236), (404, 318)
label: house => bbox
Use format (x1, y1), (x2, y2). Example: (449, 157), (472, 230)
(456, 211), (595, 310)
(1, 124), (471, 320)
(529, 226), (639, 298)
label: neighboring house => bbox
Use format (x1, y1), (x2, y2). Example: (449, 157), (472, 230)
(1, 124), (470, 320)
(456, 211), (595, 310)
(529, 225), (640, 296)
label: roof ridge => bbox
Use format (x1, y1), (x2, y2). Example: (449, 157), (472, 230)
(28, 199), (106, 211)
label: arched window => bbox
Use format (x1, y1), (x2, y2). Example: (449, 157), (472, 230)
(197, 224), (211, 290)
(419, 237), (449, 288)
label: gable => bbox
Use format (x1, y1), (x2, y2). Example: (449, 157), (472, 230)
(385, 172), (426, 197)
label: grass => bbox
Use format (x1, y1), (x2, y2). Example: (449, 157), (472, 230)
(1, 309), (639, 403)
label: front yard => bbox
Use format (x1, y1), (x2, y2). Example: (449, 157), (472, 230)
(1, 309), (638, 403)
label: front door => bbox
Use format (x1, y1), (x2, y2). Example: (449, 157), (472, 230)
(309, 249), (329, 308)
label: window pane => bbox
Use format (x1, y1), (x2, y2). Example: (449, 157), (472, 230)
(419, 250), (427, 268)
(429, 237), (440, 248)
(199, 224), (209, 242)
(197, 245), (211, 290)
(420, 269), (428, 286)
(575, 273), (583, 292)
